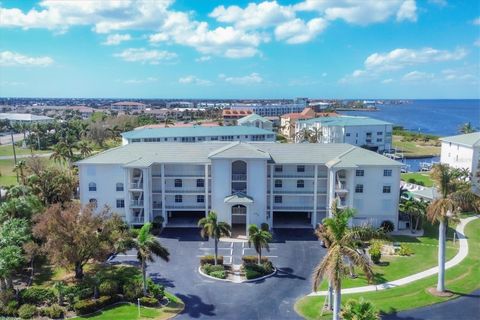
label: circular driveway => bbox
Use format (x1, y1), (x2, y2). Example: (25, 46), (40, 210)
(112, 228), (324, 320)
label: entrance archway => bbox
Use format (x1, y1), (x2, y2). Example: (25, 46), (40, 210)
(231, 204), (247, 237)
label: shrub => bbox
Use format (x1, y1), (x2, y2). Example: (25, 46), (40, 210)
(244, 264), (272, 280)
(200, 255), (223, 266)
(209, 271), (227, 279)
(242, 255), (268, 265)
(18, 304), (37, 319)
(129, 228), (140, 238)
(152, 216), (165, 230)
(20, 287), (56, 305)
(262, 261), (274, 274)
(398, 244), (414, 256)
(341, 298), (379, 320)
(123, 281), (143, 301)
(0, 289), (15, 306)
(260, 223), (269, 231)
(64, 284), (92, 304)
(369, 242), (382, 264)
(380, 220), (395, 233)
(407, 178), (416, 184)
(73, 295), (120, 315)
(1, 300), (18, 317)
(202, 263), (225, 274)
(139, 296), (159, 307)
(99, 279), (119, 296)
(245, 268), (263, 280)
(147, 279), (164, 299)
(40, 304), (65, 319)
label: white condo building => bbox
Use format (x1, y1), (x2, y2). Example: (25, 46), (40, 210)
(295, 116), (393, 152)
(440, 132), (480, 193)
(77, 142), (402, 233)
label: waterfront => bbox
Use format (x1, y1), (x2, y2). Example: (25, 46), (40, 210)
(341, 99), (480, 137)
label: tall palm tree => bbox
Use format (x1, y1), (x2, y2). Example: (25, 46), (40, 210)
(427, 164), (478, 293)
(77, 140), (93, 159)
(13, 160), (27, 185)
(247, 224), (272, 264)
(163, 118), (175, 128)
(296, 127), (312, 143)
(50, 142), (70, 165)
(198, 211), (231, 265)
(308, 127), (323, 143)
(459, 122), (476, 134)
(313, 204), (387, 320)
(132, 223), (170, 295)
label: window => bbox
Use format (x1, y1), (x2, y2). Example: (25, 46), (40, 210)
(88, 182), (97, 192)
(355, 184), (364, 193)
(383, 185), (391, 193)
(384, 169), (392, 177)
(297, 180), (305, 188)
(175, 195), (183, 203)
(274, 195), (282, 203)
(197, 195), (205, 203)
(377, 138), (383, 142)
(356, 170), (364, 177)
(174, 179), (182, 187)
(116, 183), (124, 192)
(297, 165), (305, 172)
(346, 133), (351, 137)
(274, 179), (282, 188)
(89, 198), (97, 208)
(196, 179), (204, 188)
(377, 131), (383, 135)
(116, 199), (125, 208)
(275, 165), (283, 172)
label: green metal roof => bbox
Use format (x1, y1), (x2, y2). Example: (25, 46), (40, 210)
(297, 116), (392, 127)
(237, 114), (272, 124)
(77, 142), (402, 167)
(440, 132), (480, 147)
(122, 125), (274, 139)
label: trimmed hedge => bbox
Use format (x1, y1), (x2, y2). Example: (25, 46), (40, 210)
(123, 281), (143, 301)
(18, 304), (37, 319)
(74, 295), (121, 315)
(209, 271), (227, 279)
(99, 279), (119, 296)
(242, 255), (268, 265)
(19, 287), (56, 305)
(40, 304), (65, 319)
(244, 263), (273, 280)
(398, 244), (414, 256)
(139, 296), (159, 307)
(1, 300), (19, 317)
(202, 264), (227, 279)
(200, 255), (223, 266)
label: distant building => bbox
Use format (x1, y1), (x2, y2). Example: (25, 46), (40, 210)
(222, 109), (253, 125)
(231, 102), (306, 117)
(440, 132), (480, 193)
(121, 126), (276, 145)
(0, 113), (54, 124)
(111, 101), (147, 112)
(237, 114), (273, 131)
(295, 116), (393, 152)
(280, 108), (317, 139)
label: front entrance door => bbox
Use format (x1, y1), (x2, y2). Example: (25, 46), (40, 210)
(231, 205), (247, 238)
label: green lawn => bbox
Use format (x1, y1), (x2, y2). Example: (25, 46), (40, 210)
(80, 293), (184, 320)
(0, 158), (17, 186)
(295, 218), (480, 320)
(393, 135), (440, 158)
(0, 144), (50, 157)
(401, 172), (434, 187)
(316, 222), (458, 290)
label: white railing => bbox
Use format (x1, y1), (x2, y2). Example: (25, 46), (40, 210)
(271, 173), (315, 178)
(130, 200), (144, 207)
(165, 189), (205, 193)
(152, 203), (162, 209)
(165, 204), (205, 209)
(269, 205), (314, 210)
(165, 172), (204, 177)
(232, 207), (247, 214)
(130, 216), (145, 224)
(232, 174), (247, 181)
(130, 183), (143, 189)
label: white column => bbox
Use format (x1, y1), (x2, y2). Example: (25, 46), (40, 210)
(142, 167), (151, 224)
(269, 165), (274, 227)
(348, 169), (355, 208)
(161, 164), (167, 224)
(124, 168), (131, 224)
(327, 169), (336, 217)
(313, 165), (318, 227)
(205, 164), (209, 216)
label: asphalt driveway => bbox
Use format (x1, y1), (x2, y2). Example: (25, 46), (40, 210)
(111, 228), (324, 320)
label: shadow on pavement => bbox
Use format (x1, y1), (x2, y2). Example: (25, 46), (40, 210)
(271, 228), (318, 243)
(176, 293), (216, 318)
(160, 228), (204, 241)
(150, 273), (176, 288)
(274, 267), (307, 280)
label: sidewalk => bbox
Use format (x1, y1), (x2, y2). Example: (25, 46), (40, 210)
(308, 215), (478, 296)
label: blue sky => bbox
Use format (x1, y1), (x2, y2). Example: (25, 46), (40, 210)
(0, 0), (479, 99)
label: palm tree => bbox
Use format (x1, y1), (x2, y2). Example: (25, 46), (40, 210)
(50, 142), (70, 165)
(313, 204), (387, 320)
(296, 127), (312, 143)
(247, 224), (272, 264)
(198, 211), (231, 265)
(132, 223), (170, 295)
(459, 122), (476, 134)
(77, 140), (93, 158)
(340, 298), (379, 320)
(107, 125), (121, 140)
(163, 118), (175, 128)
(13, 160), (27, 185)
(427, 164), (479, 293)
(308, 127), (323, 143)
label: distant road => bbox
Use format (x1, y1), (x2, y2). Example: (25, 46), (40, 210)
(0, 153), (52, 160)
(0, 133), (23, 145)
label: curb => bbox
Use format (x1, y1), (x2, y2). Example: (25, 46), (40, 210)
(198, 266), (277, 283)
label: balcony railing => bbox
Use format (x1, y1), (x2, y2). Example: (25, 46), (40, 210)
(232, 174), (247, 181)
(270, 173), (315, 178)
(165, 172), (204, 177)
(130, 183), (143, 189)
(165, 204), (205, 209)
(271, 190), (315, 194)
(268, 205), (314, 210)
(152, 203), (162, 209)
(130, 200), (144, 207)
(130, 216), (145, 224)
(165, 189), (205, 194)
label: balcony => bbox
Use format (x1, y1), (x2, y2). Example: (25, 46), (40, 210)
(165, 189), (206, 194)
(152, 202), (162, 209)
(130, 216), (145, 224)
(130, 200), (144, 207)
(335, 182), (348, 193)
(271, 190), (315, 195)
(129, 183), (143, 190)
(164, 172), (204, 178)
(270, 173), (315, 178)
(232, 174), (247, 181)
(268, 205), (314, 211)
(165, 204), (205, 209)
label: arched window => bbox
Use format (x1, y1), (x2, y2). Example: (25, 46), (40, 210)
(232, 160), (247, 193)
(88, 182), (97, 192)
(116, 182), (124, 192)
(89, 198), (97, 208)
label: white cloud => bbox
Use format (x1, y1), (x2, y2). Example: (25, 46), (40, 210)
(210, 1), (295, 30)
(219, 73), (263, 85)
(428, 0), (447, 7)
(473, 17), (480, 25)
(274, 18), (327, 44)
(114, 48), (177, 64)
(441, 69), (476, 81)
(0, 51), (53, 67)
(295, 0), (417, 25)
(122, 77), (158, 84)
(103, 33), (131, 46)
(195, 56), (211, 62)
(402, 71), (434, 81)
(178, 75), (212, 86)
(382, 78), (393, 84)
